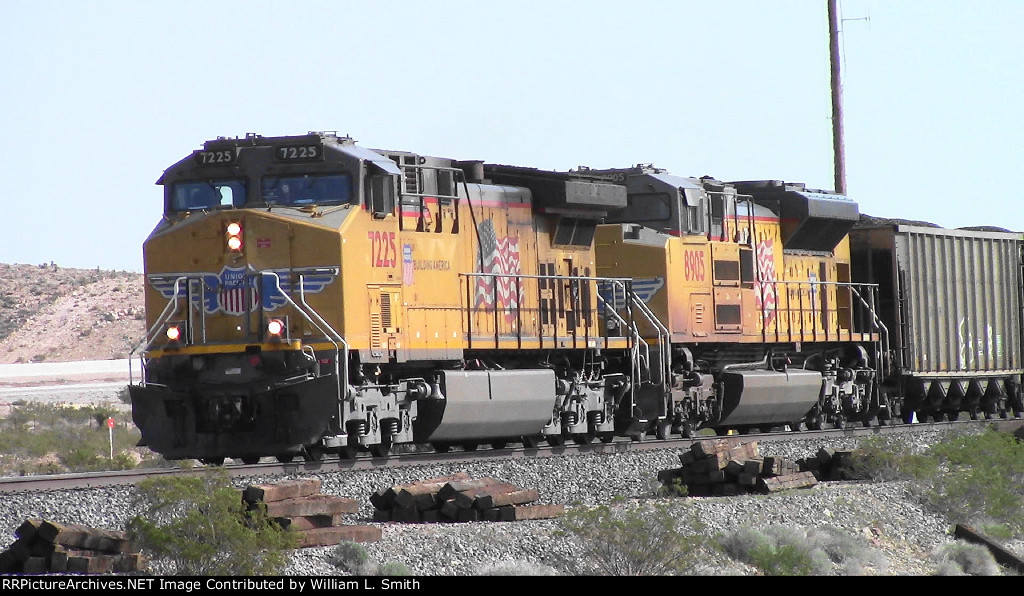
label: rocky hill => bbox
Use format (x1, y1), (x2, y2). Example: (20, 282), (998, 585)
(0, 263), (145, 364)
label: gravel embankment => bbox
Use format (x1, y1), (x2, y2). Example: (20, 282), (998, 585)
(1, 427), (1019, 576)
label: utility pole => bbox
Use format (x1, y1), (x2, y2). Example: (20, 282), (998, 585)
(828, 0), (846, 195)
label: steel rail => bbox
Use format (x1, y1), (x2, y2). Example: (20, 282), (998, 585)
(0, 417), (1019, 494)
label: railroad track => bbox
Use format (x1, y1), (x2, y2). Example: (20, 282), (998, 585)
(2, 417), (1020, 494)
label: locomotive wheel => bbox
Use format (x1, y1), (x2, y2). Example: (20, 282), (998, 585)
(655, 420), (671, 440)
(240, 456), (261, 465)
(302, 446), (324, 462)
(572, 433), (594, 445)
(370, 436), (393, 458)
(546, 435), (566, 447)
(275, 453), (294, 463)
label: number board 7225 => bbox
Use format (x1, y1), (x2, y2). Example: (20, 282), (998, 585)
(275, 144), (323, 162)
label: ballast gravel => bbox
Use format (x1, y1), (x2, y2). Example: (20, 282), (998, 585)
(0, 427), (1018, 576)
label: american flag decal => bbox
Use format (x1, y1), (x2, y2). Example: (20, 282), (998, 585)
(754, 238), (778, 327)
(475, 220), (522, 323)
(402, 244), (414, 286)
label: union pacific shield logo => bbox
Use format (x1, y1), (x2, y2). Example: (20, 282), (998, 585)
(208, 266), (256, 315)
(148, 266), (338, 315)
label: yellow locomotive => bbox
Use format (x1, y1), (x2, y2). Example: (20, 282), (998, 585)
(130, 132), (883, 463)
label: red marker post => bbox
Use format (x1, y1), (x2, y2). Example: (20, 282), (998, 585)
(107, 417), (115, 460)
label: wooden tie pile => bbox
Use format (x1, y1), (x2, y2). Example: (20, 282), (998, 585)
(658, 439), (819, 497)
(371, 473), (564, 523)
(242, 478), (381, 547)
(0, 519), (145, 574)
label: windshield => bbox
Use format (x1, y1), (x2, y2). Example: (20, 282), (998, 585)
(261, 173), (353, 206)
(170, 179), (247, 212)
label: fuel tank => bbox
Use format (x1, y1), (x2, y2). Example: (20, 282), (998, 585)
(414, 369), (556, 442)
(716, 368), (822, 426)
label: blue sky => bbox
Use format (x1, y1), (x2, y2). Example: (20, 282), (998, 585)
(1, 1), (1020, 272)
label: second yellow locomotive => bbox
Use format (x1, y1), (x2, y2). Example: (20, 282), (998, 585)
(131, 132), (883, 463)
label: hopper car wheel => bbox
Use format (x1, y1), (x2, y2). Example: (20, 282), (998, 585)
(521, 436), (540, 449)
(833, 416), (846, 430)
(789, 421), (806, 432)
(714, 428), (731, 436)
(338, 446), (358, 460)
(490, 441), (508, 450)
(200, 457), (225, 466)
(546, 435), (566, 447)
(630, 432), (646, 442)
(302, 446), (324, 462)
(462, 442), (479, 452)
(946, 411), (960, 422)
(968, 407), (979, 420)
(807, 415), (824, 431)
(276, 454), (294, 463)
(432, 443), (451, 453)
(240, 456), (261, 465)
(600, 434), (615, 444)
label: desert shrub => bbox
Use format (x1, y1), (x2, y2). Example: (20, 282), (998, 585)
(127, 469), (297, 575)
(841, 437), (937, 482)
(719, 525), (832, 576)
(837, 430), (1023, 541)
(555, 499), (713, 575)
(330, 541), (377, 575)
(931, 542), (1001, 576)
(807, 526), (889, 575)
(922, 430), (1024, 539)
(329, 541), (411, 576)
(656, 477), (688, 497)
(376, 562), (413, 576)
(472, 560), (560, 576)
(0, 402), (150, 475)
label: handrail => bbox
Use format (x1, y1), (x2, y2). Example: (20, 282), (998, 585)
(128, 276), (186, 386)
(260, 271), (348, 408)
